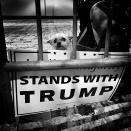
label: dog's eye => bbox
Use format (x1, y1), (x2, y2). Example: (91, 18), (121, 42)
(54, 38), (57, 43)
(61, 37), (66, 41)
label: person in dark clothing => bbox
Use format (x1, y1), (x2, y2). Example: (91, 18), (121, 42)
(78, 0), (100, 33)
(77, 0), (131, 103)
(77, 0), (102, 51)
(77, 0), (130, 52)
(0, 1), (15, 130)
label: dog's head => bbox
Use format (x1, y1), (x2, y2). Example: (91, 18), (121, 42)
(47, 34), (72, 50)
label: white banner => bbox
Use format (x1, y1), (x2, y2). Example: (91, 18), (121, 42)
(13, 67), (125, 116)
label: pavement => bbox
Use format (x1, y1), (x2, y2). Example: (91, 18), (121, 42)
(1, 96), (130, 131)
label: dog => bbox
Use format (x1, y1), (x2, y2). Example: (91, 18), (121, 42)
(47, 33), (72, 50)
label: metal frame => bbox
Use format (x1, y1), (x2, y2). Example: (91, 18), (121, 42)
(35, 0), (43, 60)
(70, 0), (78, 59)
(0, 0), (131, 71)
(0, 0), (7, 65)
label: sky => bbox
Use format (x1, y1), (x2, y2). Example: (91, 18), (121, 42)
(1, 0), (73, 16)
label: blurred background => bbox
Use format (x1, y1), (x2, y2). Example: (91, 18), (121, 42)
(1, 0), (73, 16)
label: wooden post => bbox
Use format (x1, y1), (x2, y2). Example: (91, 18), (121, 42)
(35, 0), (43, 61)
(71, 0), (78, 59)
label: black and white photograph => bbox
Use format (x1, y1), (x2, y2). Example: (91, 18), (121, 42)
(0, 0), (131, 131)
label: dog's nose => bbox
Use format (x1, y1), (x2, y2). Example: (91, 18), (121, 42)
(57, 42), (61, 47)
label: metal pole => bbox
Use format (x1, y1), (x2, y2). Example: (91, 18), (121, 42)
(104, 21), (111, 58)
(5, 58), (131, 71)
(35, 0), (43, 61)
(44, 0), (46, 16)
(0, 1), (7, 67)
(71, 0), (78, 59)
(52, 0), (55, 16)
(104, 0), (113, 58)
